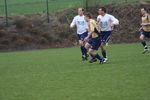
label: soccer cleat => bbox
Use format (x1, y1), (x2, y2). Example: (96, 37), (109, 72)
(106, 43), (109, 46)
(103, 58), (108, 63)
(99, 58), (105, 64)
(142, 48), (149, 54)
(89, 58), (97, 63)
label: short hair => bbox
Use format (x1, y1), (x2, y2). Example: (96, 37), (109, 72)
(141, 7), (147, 12)
(78, 8), (84, 12)
(99, 7), (106, 13)
(84, 13), (92, 19)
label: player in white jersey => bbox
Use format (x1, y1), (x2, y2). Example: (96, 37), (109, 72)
(93, 7), (119, 63)
(70, 8), (89, 61)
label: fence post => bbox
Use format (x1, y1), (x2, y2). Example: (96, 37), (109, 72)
(85, 0), (88, 11)
(46, 0), (50, 23)
(4, 0), (8, 26)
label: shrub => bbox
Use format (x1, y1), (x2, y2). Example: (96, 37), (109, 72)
(15, 39), (27, 47)
(39, 37), (49, 44)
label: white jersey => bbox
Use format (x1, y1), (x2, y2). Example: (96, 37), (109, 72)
(97, 14), (119, 31)
(70, 15), (88, 35)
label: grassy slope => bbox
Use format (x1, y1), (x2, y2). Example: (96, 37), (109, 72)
(0, 43), (150, 100)
(0, 0), (141, 15)
(0, 0), (83, 15)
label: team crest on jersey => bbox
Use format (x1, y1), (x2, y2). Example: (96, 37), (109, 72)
(77, 21), (85, 26)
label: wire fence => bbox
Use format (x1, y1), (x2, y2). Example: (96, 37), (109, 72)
(0, 0), (148, 26)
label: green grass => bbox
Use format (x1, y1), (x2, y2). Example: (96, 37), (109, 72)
(0, 0), (142, 15)
(0, 0), (84, 15)
(0, 43), (150, 100)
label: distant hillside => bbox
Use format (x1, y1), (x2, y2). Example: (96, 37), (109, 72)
(0, 3), (150, 51)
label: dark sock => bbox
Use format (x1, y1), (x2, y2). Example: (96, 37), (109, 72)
(141, 40), (147, 48)
(95, 54), (103, 61)
(102, 50), (107, 58)
(83, 47), (88, 56)
(90, 54), (95, 59)
(80, 46), (85, 56)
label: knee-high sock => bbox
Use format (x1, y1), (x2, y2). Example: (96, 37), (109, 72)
(83, 46), (88, 56)
(95, 54), (103, 61)
(141, 40), (147, 49)
(80, 46), (85, 56)
(101, 50), (107, 58)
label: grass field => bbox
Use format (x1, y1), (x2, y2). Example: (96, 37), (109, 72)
(0, 0), (141, 15)
(0, 43), (150, 100)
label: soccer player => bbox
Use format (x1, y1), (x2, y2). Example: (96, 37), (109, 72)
(96, 7), (119, 62)
(70, 8), (89, 61)
(139, 8), (150, 54)
(84, 13), (104, 64)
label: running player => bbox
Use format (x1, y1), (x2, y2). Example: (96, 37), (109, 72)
(70, 8), (89, 60)
(84, 13), (104, 64)
(139, 7), (150, 54)
(96, 7), (119, 62)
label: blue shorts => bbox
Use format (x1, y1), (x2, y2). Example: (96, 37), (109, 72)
(88, 37), (101, 50)
(78, 32), (88, 41)
(140, 30), (150, 38)
(100, 31), (112, 43)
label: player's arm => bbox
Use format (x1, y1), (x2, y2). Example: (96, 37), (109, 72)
(97, 18), (101, 23)
(97, 18), (101, 28)
(110, 15), (119, 26)
(84, 31), (93, 42)
(97, 16), (101, 23)
(109, 15), (119, 30)
(141, 22), (150, 26)
(141, 23), (150, 26)
(70, 17), (76, 28)
(139, 27), (143, 31)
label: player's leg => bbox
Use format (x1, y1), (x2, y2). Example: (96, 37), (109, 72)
(89, 54), (97, 63)
(77, 32), (88, 60)
(105, 36), (110, 46)
(100, 39), (109, 63)
(80, 32), (89, 60)
(82, 32), (89, 58)
(100, 43), (108, 63)
(86, 38), (97, 63)
(88, 38), (104, 64)
(79, 40), (87, 60)
(89, 34), (102, 63)
(88, 48), (104, 64)
(85, 42), (90, 51)
(100, 42), (107, 58)
(139, 33), (149, 54)
(100, 31), (111, 62)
